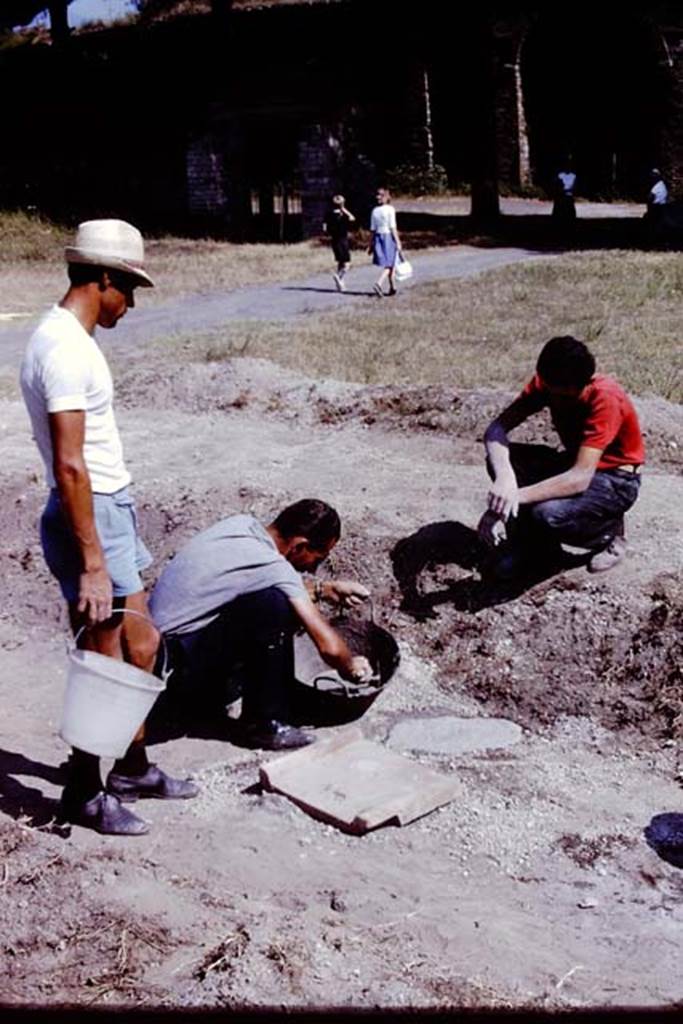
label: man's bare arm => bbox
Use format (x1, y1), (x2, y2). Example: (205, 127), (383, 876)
(304, 578), (370, 609)
(290, 595), (372, 681)
(518, 445), (602, 505)
(482, 397), (534, 520)
(48, 410), (112, 623)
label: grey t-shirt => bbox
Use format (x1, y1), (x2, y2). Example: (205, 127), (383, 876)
(149, 514), (307, 636)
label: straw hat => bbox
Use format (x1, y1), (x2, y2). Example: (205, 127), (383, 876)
(64, 219), (154, 287)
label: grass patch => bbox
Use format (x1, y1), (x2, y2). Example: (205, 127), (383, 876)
(0, 210), (72, 263)
(150, 251), (683, 401)
(144, 236), (333, 300)
(0, 210), (335, 314)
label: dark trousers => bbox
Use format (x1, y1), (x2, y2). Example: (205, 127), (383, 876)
(552, 194), (576, 224)
(490, 444), (641, 552)
(170, 587), (297, 723)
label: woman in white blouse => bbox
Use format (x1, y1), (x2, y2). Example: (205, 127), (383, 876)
(368, 188), (403, 296)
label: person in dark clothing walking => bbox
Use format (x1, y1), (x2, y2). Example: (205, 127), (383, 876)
(323, 194), (356, 292)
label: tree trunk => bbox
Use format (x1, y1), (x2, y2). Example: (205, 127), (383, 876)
(49, 0), (70, 45)
(211, 0), (233, 21)
(469, 14), (500, 225)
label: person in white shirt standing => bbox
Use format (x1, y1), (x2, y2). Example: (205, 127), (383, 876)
(368, 187), (403, 297)
(647, 168), (669, 210)
(552, 161), (577, 227)
(20, 219), (197, 836)
(644, 168), (671, 244)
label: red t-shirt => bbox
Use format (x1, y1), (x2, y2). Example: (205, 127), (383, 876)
(518, 374), (645, 470)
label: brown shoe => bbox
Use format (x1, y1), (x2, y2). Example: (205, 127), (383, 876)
(588, 536), (627, 573)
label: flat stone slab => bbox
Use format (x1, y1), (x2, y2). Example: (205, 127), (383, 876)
(387, 715), (523, 755)
(260, 726), (461, 834)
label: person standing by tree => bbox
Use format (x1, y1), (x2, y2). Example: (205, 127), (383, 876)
(552, 159), (577, 230)
(20, 219), (197, 836)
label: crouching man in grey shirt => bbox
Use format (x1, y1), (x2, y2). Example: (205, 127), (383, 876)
(149, 499), (372, 750)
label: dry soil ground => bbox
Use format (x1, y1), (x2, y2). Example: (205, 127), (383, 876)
(0, 249), (682, 1012)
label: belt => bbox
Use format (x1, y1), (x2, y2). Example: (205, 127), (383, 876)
(607, 464), (641, 476)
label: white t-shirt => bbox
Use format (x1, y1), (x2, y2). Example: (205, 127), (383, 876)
(370, 203), (397, 234)
(20, 306), (131, 494)
(557, 171), (576, 195)
(649, 180), (668, 205)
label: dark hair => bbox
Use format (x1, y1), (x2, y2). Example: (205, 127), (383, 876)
(67, 263), (138, 291)
(67, 262), (106, 286)
(536, 336), (595, 389)
(272, 499), (341, 548)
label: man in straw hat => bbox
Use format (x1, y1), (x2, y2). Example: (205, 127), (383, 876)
(20, 219), (197, 836)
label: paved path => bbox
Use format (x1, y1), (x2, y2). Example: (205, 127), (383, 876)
(399, 196), (643, 219)
(0, 245), (549, 366)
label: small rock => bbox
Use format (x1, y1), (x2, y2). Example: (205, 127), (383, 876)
(330, 892), (347, 912)
(577, 899), (598, 909)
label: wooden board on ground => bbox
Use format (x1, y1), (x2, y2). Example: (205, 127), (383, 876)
(259, 726), (461, 835)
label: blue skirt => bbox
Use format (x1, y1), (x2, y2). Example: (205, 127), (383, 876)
(372, 233), (398, 268)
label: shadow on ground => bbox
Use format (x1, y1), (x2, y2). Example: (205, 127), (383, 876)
(281, 286), (375, 297)
(394, 211), (683, 252)
(0, 748), (64, 827)
(390, 520), (573, 618)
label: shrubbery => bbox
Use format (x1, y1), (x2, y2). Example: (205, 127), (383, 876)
(385, 163), (449, 196)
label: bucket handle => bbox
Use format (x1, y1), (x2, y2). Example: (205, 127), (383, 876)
(71, 608), (172, 684)
(310, 673), (378, 697)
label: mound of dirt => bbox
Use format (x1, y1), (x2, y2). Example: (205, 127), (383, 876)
(116, 356), (683, 470)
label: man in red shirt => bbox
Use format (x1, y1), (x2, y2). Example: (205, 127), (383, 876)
(478, 336), (644, 578)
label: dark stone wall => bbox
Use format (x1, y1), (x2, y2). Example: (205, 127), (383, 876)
(299, 125), (342, 241)
(186, 134), (228, 218)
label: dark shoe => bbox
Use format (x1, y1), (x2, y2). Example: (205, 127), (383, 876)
(482, 538), (563, 583)
(239, 718), (315, 751)
(588, 536), (627, 574)
(482, 546), (527, 582)
(58, 789), (149, 836)
(106, 764), (199, 802)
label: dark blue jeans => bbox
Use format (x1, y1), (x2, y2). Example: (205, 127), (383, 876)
(170, 587), (297, 723)
(490, 444), (641, 551)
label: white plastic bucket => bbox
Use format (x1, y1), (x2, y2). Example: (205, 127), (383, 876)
(59, 610), (168, 758)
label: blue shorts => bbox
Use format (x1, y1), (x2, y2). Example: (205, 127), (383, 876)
(40, 486), (153, 603)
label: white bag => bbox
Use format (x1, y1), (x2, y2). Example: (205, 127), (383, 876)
(394, 254), (413, 281)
